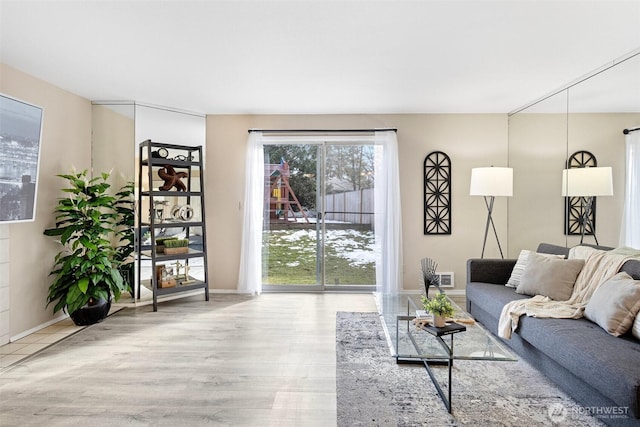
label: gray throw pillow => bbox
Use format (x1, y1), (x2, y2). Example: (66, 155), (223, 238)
(515, 252), (584, 301)
(585, 272), (640, 337)
(506, 249), (565, 288)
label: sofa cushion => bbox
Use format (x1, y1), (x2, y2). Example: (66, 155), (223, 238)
(621, 259), (640, 280)
(467, 282), (529, 319)
(536, 243), (571, 256)
(517, 315), (640, 418)
(506, 250), (564, 288)
(585, 272), (640, 337)
(516, 253), (584, 301)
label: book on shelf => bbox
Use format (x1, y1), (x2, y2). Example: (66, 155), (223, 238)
(415, 309), (432, 318)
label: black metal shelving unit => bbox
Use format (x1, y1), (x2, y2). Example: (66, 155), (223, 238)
(136, 140), (209, 311)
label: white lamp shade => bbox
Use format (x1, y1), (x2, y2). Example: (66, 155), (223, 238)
(470, 167), (513, 197)
(561, 167), (613, 197)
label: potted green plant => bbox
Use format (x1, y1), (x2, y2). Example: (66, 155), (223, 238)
(421, 292), (454, 328)
(43, 170), (128, 326)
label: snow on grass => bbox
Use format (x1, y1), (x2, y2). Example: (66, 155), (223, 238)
(267, 228), (374, 267)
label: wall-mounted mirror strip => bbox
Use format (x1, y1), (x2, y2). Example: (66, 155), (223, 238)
(91, 101), (206, 306)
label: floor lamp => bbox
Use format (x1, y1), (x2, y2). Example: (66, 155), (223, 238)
(470, 167), (513, 259)
(562, 166), (613, 245)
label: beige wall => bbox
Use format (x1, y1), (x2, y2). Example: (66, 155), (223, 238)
(91, 105), (135, 189)
(508, 112), (569, 253)
(206, 114), (508, 293)
(1, 63), (92, 338)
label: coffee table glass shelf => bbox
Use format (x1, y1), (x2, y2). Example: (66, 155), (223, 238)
(377, 293), (516, 362)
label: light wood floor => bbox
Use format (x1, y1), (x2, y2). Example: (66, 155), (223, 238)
(0, 292), (377, 427)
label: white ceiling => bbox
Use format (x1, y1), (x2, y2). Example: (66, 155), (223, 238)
(1, 1), (639, 115)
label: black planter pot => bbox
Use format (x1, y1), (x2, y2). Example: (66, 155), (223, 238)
(69, 297), (111, 326)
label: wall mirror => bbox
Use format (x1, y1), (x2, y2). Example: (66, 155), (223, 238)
(508, 90), (568, 255)
(92, 102), (206, 301)
(508, 50), (640, 255)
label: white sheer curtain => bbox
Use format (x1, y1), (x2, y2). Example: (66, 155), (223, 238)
(374, 131), (403, 294)
(237, 130), (403, 294)
(620, 131), (640, 249)
(237, 131), (264, 294)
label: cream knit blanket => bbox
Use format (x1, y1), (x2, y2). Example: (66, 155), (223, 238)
(498, 246), (634, 339)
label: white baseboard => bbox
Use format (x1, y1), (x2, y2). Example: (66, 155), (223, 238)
(209, 288), (468, 297)
(402, 288), (466, 297)
(210, 288), (243, 294)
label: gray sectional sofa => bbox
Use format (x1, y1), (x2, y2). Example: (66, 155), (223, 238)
(466, 243), (640, 426)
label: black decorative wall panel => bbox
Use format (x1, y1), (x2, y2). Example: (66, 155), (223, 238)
(564, 150), (597, 236)
(424, 151), (452, 235)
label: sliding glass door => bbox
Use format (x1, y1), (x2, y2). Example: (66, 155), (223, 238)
(322, 144), (376, 288)
(262, 142), (376, 290)
(263, 144), (320, 287)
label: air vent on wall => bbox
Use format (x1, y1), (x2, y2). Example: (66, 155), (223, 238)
(436, 272), (454, 288)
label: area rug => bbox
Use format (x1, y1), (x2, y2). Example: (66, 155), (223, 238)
(336, 312), (606, 427)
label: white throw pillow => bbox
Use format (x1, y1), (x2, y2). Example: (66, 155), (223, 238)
(506, 250), (564, 288)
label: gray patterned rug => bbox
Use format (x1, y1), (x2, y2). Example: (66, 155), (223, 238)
(336, 312), (605, 427)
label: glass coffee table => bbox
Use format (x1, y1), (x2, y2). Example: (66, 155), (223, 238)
(376, 293), (516, 413)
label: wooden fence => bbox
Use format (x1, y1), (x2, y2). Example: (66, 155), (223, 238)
(324, 188), (374, 225)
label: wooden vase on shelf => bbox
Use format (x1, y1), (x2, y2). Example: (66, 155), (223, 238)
(164, 246), (189, 255)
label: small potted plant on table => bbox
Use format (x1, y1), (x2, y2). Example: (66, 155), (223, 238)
(421, 292), (455, 328)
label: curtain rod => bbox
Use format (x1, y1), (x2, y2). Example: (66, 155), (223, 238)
(248, 128), (397, 134)
(623, 127), (639, 134)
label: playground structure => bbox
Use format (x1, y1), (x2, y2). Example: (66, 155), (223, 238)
(265, 159), (309, 224)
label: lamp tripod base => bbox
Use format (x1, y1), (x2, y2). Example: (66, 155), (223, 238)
(481, 196), (505, 259)
(580, 196), (598, 246)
